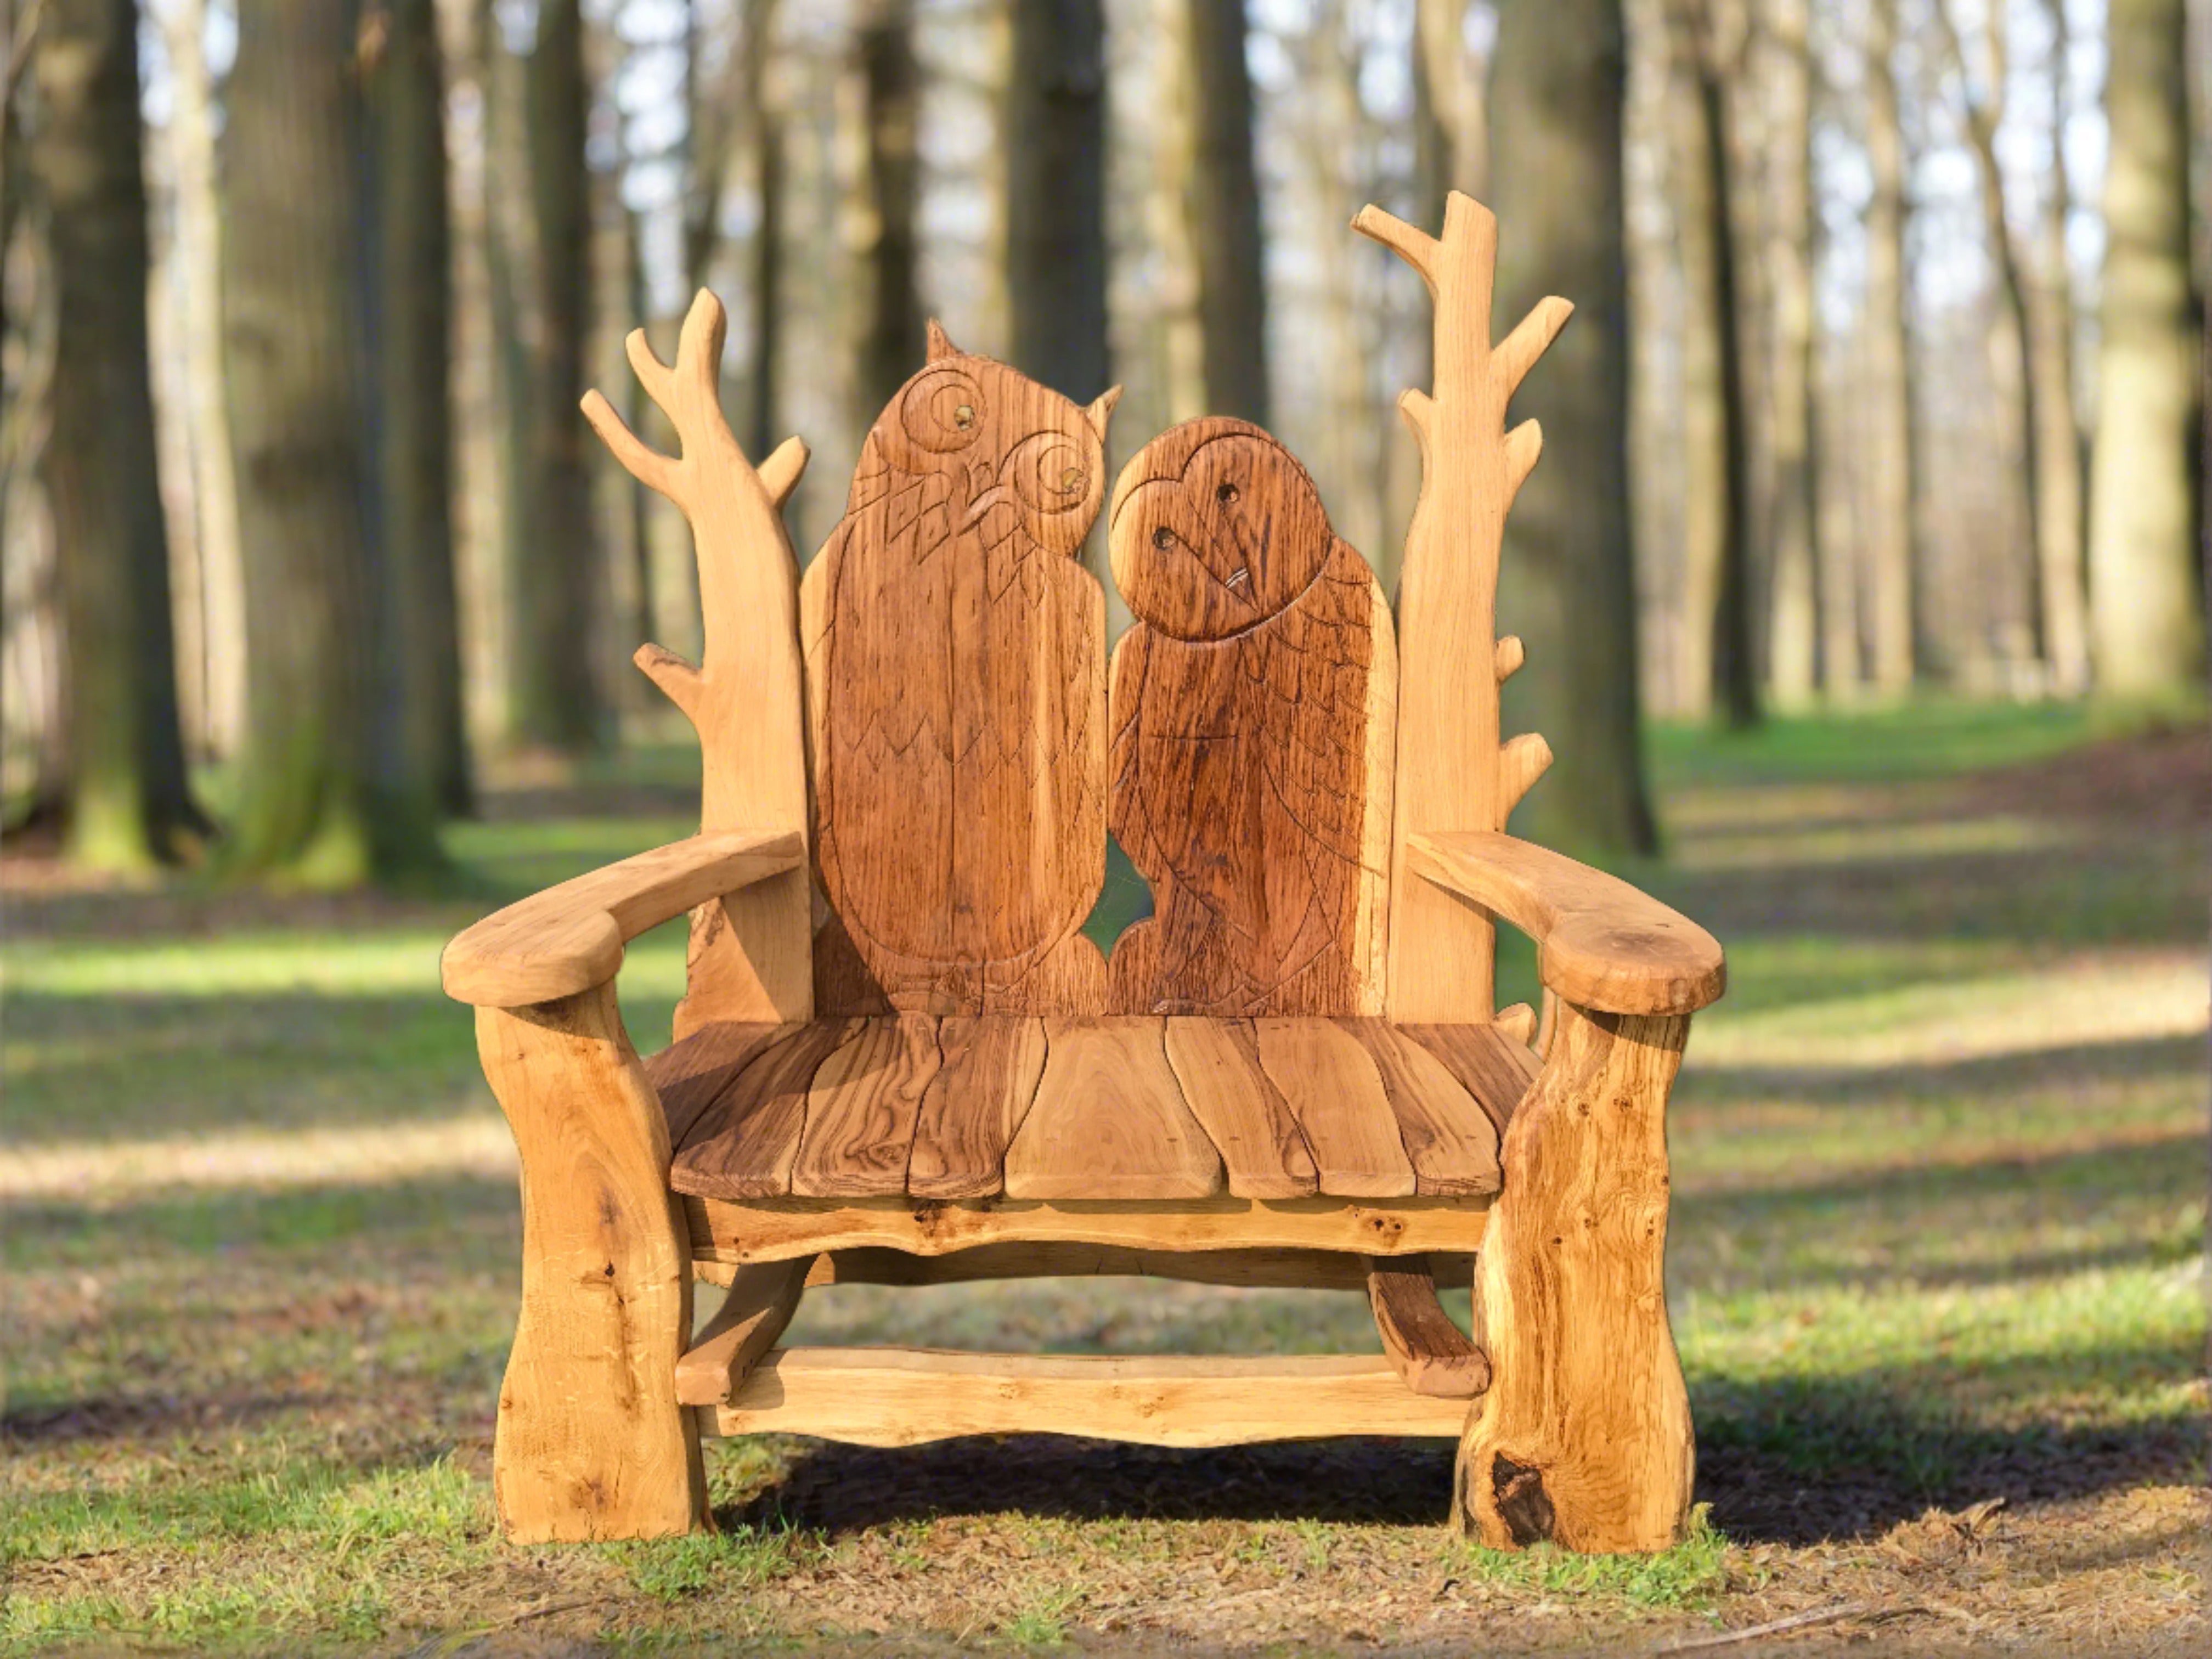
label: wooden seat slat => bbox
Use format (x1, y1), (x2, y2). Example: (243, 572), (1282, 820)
(909, 1015), (1051, 1199)
(1252, 1018), (1416, 1198)
(1399, 1022), (1541, 1136)
(1341, 1019), (1502, 1197)
(1160, 1018), (1319, 1198)
(644, 1020), (795, 1150)
(670, 1019), (862, 1199)
(789, 1016), (941, 1198)
(1002, 1017), (1224, 1199)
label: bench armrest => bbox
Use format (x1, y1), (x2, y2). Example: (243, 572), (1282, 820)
(442, 829), (806, 1008)
(1406, 830), (1724, 1017)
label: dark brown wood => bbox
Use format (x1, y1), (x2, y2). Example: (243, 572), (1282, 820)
(1400, 1022), (1541, 1137)
(671, 1020), (860, 1199)
(801, 329), (1119, 1017)
(789, 1016), (939, 1197)
(1105, 418), (1393, 1017)
(909, 1015), (1050, 1198)
(1365, 1255), (1491, 1398)
(644, 1020), (795, 1149)
(1161, 1018), (1318, 1198)
(1340, 1020), (1501, 1197)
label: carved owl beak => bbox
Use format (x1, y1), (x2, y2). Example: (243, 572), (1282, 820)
(957, 483), (1012, 531)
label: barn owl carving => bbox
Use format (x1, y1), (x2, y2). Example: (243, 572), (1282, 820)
(802, 322), (1121, 1014)
(1104, 417), (1395, 1016)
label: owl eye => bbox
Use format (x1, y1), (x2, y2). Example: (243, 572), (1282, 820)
(1152, 526), (1175, 551)
(1004, 431), (1094, 516)
(899, 367), (986, 453)
(1216, 482), (1240, 505)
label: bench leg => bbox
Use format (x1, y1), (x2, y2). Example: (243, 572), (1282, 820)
(477, 989), (708, 1541)
(1457, 1003), (1694, 1553)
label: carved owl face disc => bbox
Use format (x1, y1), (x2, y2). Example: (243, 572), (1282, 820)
(1109, 420), (1334, 640)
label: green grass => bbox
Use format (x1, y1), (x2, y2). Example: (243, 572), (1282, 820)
(3, 699), (2205, 1651)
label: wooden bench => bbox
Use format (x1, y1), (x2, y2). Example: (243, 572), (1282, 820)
(443, 192), (1723, 1553)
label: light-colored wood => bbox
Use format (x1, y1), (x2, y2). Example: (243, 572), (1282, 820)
(1354, 192), (1571, 1024)
(1003, 1017), (1224, 1199)
(1338, 1020), (1500, 1196)
(1252, 1017), (1415, 1198)
(1366, 1256), (1491, 1398)
(788, 1015), (939, 1197)
(1458, 1002), (1695, 1551)
(476, 989), (704, 1539)
(1398, 1020), (1541, 1138)
(1161, 1018), (1319, 1198)
(1494, 1002), (1537, 1047)
(644, 1020), (795, 1149)
(673, 1255), (812, 1407)
(1407, 831), (1726, 1015)
(909, 1015), (1049, 1199)
(582, 290), (814, 1033)
(802, 327), (1118, 1016)
(1104, 419), (1394, 1017)
(686, 1193), (1490, 1266)
(802, 1243), (1452, 1292)
(441, 831), (805, 1008)
(701, 1349), (1469, 1446)
(670, 1020), (860, 1200)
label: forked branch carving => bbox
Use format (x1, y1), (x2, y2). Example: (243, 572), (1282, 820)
(1353, 193), (1570, 1022)
(584, 291), (814, 1028)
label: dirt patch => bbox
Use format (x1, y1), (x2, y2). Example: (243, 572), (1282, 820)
(1960, 724), (2211, 834)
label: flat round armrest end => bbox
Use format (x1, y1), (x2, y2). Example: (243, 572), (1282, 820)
(443, 911), (624, 1009)
(1544, 912), (1725, 1017)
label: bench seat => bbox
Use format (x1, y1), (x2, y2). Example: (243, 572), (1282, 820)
(647, 1015), (1537, 1206)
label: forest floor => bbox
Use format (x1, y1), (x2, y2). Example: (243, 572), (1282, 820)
(4, 701), (2207, 1656)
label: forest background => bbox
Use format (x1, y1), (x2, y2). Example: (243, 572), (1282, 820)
(2, 0), (2205, 881)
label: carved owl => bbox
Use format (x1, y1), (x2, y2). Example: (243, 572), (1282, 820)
(1104, 417), (1394, 1017)
(803, 323), (1121, 1015)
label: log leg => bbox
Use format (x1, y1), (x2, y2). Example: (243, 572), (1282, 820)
(477, 987), (708, 1541)
(1457, 1002), (1694, 1553)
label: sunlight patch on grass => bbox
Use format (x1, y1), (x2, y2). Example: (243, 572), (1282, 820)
(1453, 1509), (1731, 1610)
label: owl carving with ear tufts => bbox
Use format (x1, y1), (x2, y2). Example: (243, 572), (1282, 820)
(802, 322), (1121, 1015)
(1104, 417), (1396, 1017)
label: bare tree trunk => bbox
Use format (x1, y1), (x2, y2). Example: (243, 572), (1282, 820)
(1758, 0), (1818, 706)
(2087, 0), (2204, 698)
(33, 0), (205, 869)
(366, 0), (471, 814)
(1413, 0), (1486, 218)
(1006, 0), (1110, 402)
(156, 0), (247, 761)
(853, 0), (924, 412)
(1492, 0), (1658, 855)
(224, 0), (435, 880)
(741, 0), (786, 465)
(2025, 0), (2087, 692)
(1860, 0), (1917, 694)
(1183, 0), (1268, 422)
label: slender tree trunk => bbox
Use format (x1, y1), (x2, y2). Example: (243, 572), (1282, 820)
(366, 0), (471, 814)
(741, 0), (786, 465)
(34, 0), (205, 869)
(224, 0), (431, 881)
(2087, 0), (2204, 698)
(1413, 0), (1486, 219)
(2024, 0), (2088, 692)
(1759, 0), (1818, 705)
(1183, 0), (1269, 422)
(1492, 0), (1658, 855)
(852, 0), (924, 413)
(1860, 0), (1917, 694)
(1006, 0), (1110, 403)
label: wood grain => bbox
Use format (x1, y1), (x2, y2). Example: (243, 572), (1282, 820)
(644, 1020), (794, 1150)
(909, 1015), (1049, 1198)
(1339, 1019), (1502, 1197)
(1458, 1002), (1695, 1551)
(703, 1350), (1470, 1446)
(1366, 1256), (1491, 1398)
(802, 331), (1118, 1017)
(1353, 193), (1572, 1024)
(789, 1016), (940, 1197)
(670, 1019), (860, 1200)
(1160, 1018), (1318, 1198)
(476, 989), (704, 1539)
(673, 1255), (812, 1407)
(442, 831), (805, 1008)
(1406, 831), (1726, 1015)
(1399, 1021), (1541, 1138)
(1003, 1018), (1224, 1199)
(688, 1194), (1491, 1266)
(582, 290), (815, 1032)
(1104, 419), (1394, 1017)
(1251, 1017), (1415, 1198)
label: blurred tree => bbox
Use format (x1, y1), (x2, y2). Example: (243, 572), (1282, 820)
(2087, 0), (2204, 698)
(1006, 0), (1110, 403)
(1492, 0), (1658, 855)
(222, 0), (438, 881)
(32, 0), (206, 869)
(1860, 0), (1917, 694)
(739, 0), (785, 463)
(854, 0), (924, 412)
(1182, 0), (1268, 422)
(1933, 0), (2087, 693)
(1759, 0), (1819, 705)
(365, 0), (471, 813)
(1413, 0), (1485, 219)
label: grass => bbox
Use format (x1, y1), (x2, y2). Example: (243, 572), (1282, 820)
(3, 699), (2206, 1654)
